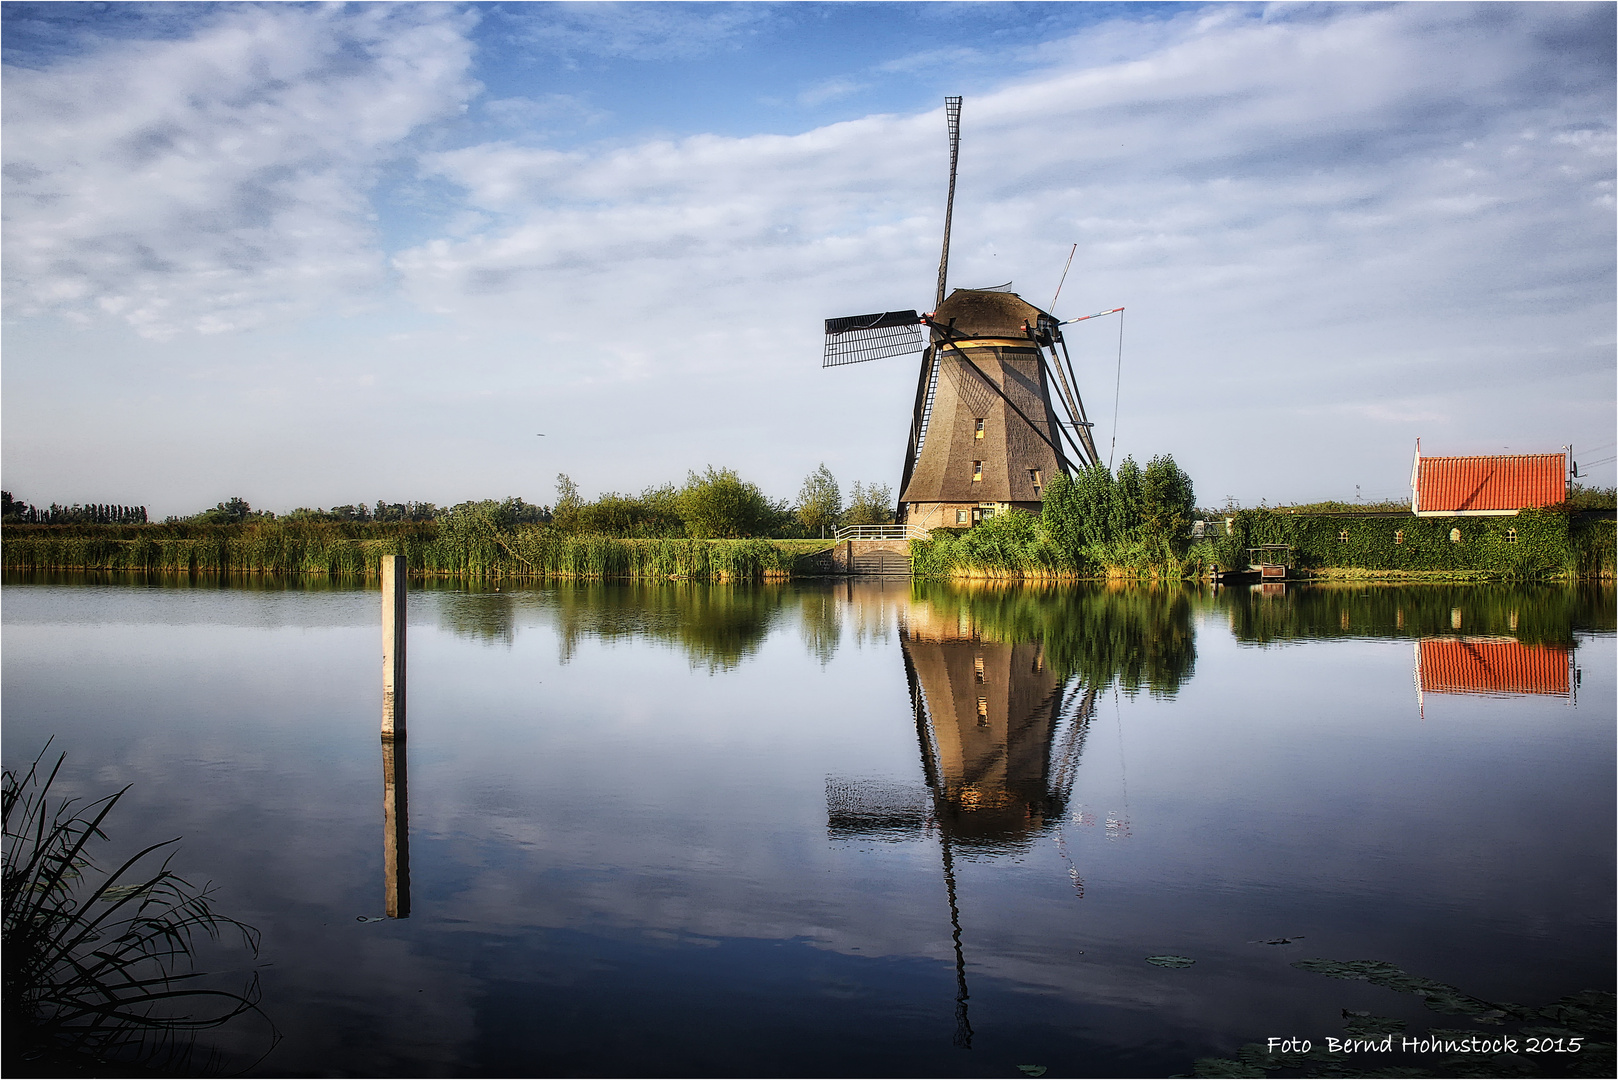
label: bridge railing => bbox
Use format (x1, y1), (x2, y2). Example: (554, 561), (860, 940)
(833, 524), (930, 542)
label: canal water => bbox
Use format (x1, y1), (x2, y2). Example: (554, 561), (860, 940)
(3, 575), (1612, 1077)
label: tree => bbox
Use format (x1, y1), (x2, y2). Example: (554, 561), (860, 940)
(551, 473), (585, 532)
(796, 464), (842, 537)
(1140, 454), (1196, 553)
(843, 481), (895, 527)
(1109, 457), (1144, 543)
(197, 497), (261, 524)
(676, 467), (790, 538)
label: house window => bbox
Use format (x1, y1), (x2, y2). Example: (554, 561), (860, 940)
(1394, 530), (1404, 545)
(956, 509), (970, 525)
(974, 418), (985, 440)
(1506, 527), (1518, 544)
(972, 461), (983, 482)
(1338, 529), (1349, 543)
(976, 697), (989, 726)
(974, 656), (985, 683)
(1450, 527), (1462, 543)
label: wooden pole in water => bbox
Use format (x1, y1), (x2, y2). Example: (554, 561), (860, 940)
(381, 555), (406, 740)
(380, 554), (410, 918)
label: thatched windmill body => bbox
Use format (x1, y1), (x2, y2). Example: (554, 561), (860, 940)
(823, 97), (1114, 530)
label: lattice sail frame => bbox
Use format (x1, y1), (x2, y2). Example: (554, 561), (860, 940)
(822, 310), (925, 367)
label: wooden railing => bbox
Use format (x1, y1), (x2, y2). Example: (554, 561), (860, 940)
(833, 524), (930, 542)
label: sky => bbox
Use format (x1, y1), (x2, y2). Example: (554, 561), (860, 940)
(3, 1), (1613, 517)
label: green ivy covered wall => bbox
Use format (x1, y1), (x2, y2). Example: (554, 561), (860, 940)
(1198, 508), (1615, 579)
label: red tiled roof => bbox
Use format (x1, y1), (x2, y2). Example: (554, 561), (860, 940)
(1416, 453), (1565, 512)
(1418, 639), (1570, 696)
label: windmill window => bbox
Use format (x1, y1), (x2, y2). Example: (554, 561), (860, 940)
(976, 697), (989, 726)
(1450, 528), (1462, 544)
(1506, 528), (1518, 544)
(971, 461), (983, 482)
(974, 418), (985, 440)
(1028, 468), (1042, 491)
(956, 509), (970, 525)
(1338, 529), (1349, 543)
(1394, 530), (1404, 545)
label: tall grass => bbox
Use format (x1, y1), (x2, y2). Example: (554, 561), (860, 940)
(3, 745), (273, 1071)
(1, 522), (809, 582)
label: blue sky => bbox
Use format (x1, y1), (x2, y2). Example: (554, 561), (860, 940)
(3, 1), (1613, 516)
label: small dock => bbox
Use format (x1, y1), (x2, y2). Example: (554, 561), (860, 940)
(1212, 544), (1294, 586)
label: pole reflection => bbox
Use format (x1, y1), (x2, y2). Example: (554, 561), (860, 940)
(382, 737), (410, 919)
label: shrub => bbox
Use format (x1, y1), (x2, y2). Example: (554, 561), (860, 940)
(677, 467), (792, 539)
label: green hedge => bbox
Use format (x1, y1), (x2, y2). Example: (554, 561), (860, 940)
(1200, 509), (1614, 580)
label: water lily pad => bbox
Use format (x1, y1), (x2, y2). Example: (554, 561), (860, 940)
(1539, 991), (1617, 1037)
(1147, 955), (1196, 969)
(1016, 1067), (1047, 1077)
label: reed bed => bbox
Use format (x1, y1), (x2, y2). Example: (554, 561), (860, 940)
(1, 522), (808, 582)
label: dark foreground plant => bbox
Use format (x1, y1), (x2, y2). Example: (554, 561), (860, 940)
(3, 744), (275, 1073)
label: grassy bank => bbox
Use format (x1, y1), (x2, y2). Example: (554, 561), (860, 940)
(7, 510), (1611, 582)
(909, 510), (1192, 582)
(0, 521), (833, 582)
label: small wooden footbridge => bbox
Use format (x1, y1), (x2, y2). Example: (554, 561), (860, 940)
(808, 525), (927, 577)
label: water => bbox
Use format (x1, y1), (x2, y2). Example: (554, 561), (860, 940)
(3, 574), (1612, 1077)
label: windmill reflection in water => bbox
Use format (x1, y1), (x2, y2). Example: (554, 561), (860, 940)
(826, 600), (1109, 1050)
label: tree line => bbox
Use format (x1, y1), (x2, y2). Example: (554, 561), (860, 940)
(2, 492), (147, 525)
(0, 465), (895, 540)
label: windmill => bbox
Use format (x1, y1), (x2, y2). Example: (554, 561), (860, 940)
(823, 97), (1118, 530)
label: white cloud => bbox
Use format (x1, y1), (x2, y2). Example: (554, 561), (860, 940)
(2, 4), (477, 337)
(797, 77), (866, 107)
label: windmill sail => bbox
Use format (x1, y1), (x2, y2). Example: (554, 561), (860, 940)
(936, 96), (962, 309)
(823, 310), (925, 367)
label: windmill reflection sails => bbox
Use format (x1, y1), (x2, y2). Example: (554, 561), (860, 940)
(827, 593), (1101, 1049)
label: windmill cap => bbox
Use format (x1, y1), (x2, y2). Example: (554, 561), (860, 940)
(932, 289), (1051, 339)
